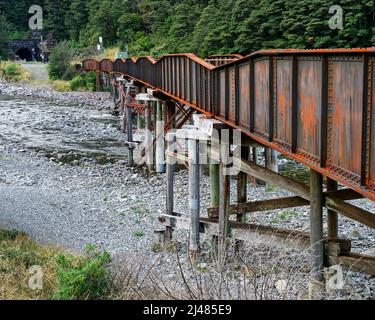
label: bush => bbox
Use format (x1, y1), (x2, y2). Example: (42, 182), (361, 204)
(48, 42), (75, 81)
(4, 63), (17, 76)
(0, 61), (31, 82)
(51, 80), (70, 92)
(54, 245), (111, 300)
(68, 72), (96, 92)
(69, 75), (86, 91)
(85, 71), (97, 92)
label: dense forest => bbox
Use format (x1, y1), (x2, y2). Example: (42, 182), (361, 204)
(1, 0), (375, 58)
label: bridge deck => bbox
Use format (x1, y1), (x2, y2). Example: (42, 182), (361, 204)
(83, 48), (375, 202)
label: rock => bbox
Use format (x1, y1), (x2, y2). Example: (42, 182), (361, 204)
(275, 279), (288, 294)
(363, 247), (375, 256)
(351, 228), (362, 238)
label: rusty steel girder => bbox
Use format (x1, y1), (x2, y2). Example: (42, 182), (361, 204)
(82, 48), (375, 202)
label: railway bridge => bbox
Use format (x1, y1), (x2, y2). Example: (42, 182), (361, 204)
(83, 48), (375, 293)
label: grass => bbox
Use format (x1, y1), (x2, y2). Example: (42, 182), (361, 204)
(50, 80), (70, 92)
(0, 229), (60, 299)
(0, 229), (112, 300)
(92, 47), (120, 60)
(0, 61), (31, 83)
(132, 231), (145, 238)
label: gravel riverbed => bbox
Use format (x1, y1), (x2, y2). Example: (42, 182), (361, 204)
(0, 80), (374, 300)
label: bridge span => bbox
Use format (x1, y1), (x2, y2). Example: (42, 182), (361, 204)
(83, 48), (375, 281)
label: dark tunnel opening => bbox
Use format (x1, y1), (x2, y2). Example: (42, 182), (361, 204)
(16, 48), (33, 61)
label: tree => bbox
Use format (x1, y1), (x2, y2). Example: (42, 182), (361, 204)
(48, 41), (75, 80)
(44, 0), (70, 41)
(65, 0), (89, 42)
(0, 14), (10, 59)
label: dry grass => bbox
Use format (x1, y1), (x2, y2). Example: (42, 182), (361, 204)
(0, 61), (31, 82)
(92, 47), (120, 61)
(0, 229), (63, 300)
(50, 80), (70, 92)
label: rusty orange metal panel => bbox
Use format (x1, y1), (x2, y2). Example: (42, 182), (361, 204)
(192, 62), (197, 104)
(370, 60), (375, 189)
(275, 58), (293, 147)
(297, 59), (322, 160)
(228, 67), (235, 122)
(328, 58), (363, 180)
(186, 59), (190, 102)
(219, 70), (226, 118)
(254, 59), (270, 138)
(238, 64), (250, 128)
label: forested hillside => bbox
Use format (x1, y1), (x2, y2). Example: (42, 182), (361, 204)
(1, 0), (374, 57)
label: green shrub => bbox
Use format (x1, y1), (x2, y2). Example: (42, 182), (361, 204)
(0, 229), (22, 242)
(68, 72), (96, 92)
(69, 74), (86, 91)
(85, 71), (97, 92)
(51, 80), (70, 92)
(4, 63), (17, 76)
(54, 245), (111, 300)
(48, 42), (75, 81)
(0, 61), (31, 82)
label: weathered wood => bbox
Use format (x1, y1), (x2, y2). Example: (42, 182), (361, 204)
(216, 147), (311, 199)
(155, 101), (165, 173)
(211, 147), (374, 229)
(96, 71), (101, 92)
(188, 138), (200, 262)
(158, 214), (354, 253)
(325, 195), (375, 230)
(218, 161), (230, 266)
(327, 178), (338, 238)
(158, 213), (310, 249)
(235, 146), (249, 253)
(265, 148), (278, 173)
(338, 253), (375, 276)
(209, 156), (220, 258)
(208, 196), (309, 217)
(208, 189), (363, 218)
(145, 101), (153, 172)
(165, 134), (175, 243)
(209, 160), (220, 210)
(310, 170), (324, 283)
(125, 86), (134, 167)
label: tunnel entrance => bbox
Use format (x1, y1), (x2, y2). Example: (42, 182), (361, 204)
(16, 48), (33, 61)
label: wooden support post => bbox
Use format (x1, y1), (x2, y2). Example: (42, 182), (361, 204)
(95, 71), (101, 92)
(265, 148), (278, 173)
(137, 104), (141, 130)
(327, 178), (338, 238)
(209, 156), (220, 259)
(235, 146), (249, 253)
(218, 159), (230, 267)
(125, 87), (134, 167)
(165, 133), (175, 244)
(121, 85), (126, 133)
(309, 170), (325, 299)
(209, 160), (220, 213)
(167, 102), (176, 129)
(188, 138), (200, 264)
(145, 101), (153, 173)
(156, 101), (165, 173)
(251, 146), (263, 185)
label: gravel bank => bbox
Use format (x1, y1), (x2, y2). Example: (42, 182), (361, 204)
(0, 80), (113, 110)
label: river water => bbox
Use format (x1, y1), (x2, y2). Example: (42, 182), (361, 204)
(0, 95), (129, 164)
